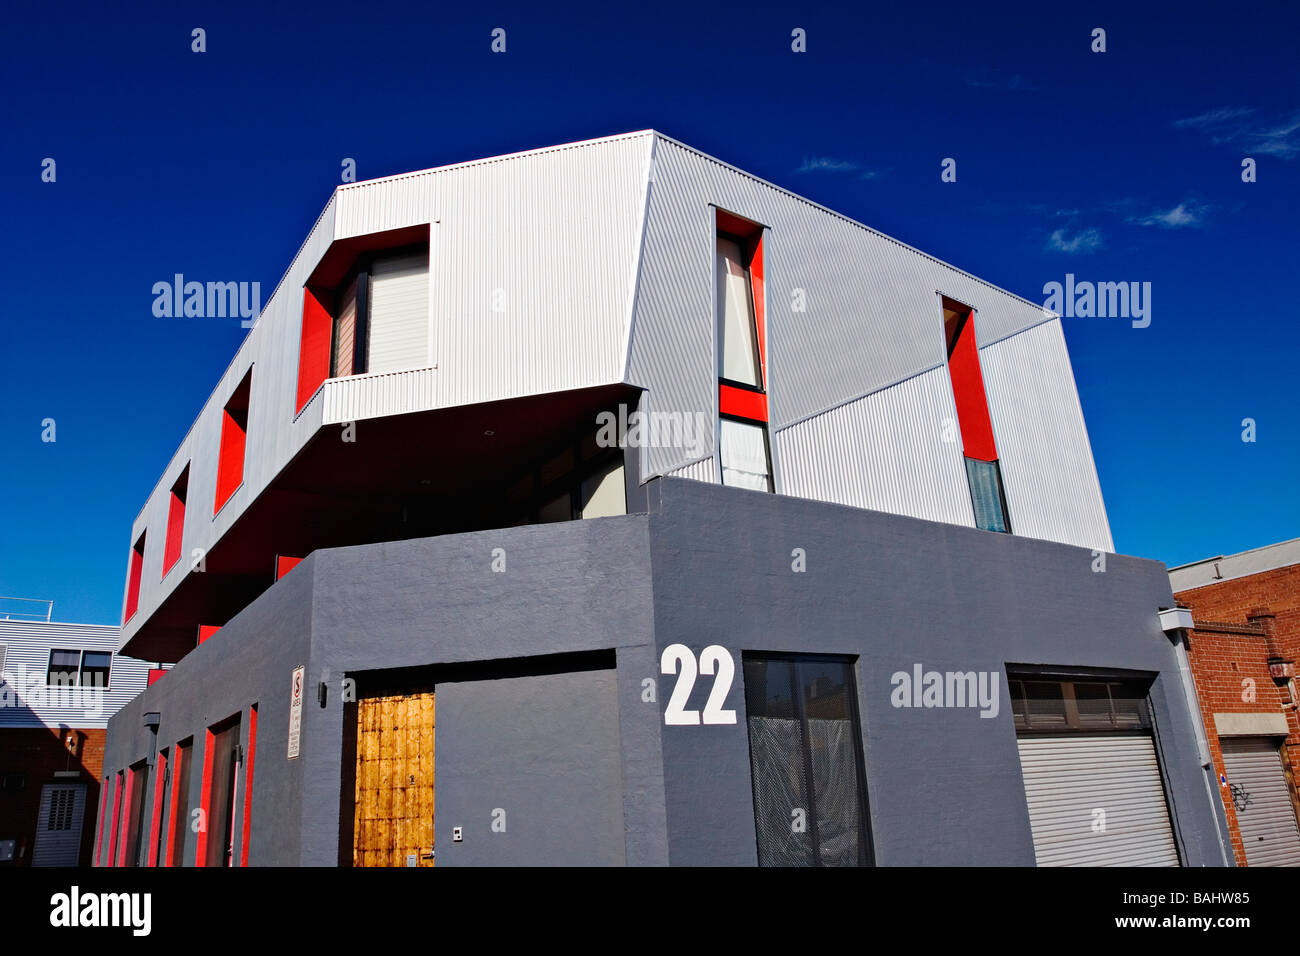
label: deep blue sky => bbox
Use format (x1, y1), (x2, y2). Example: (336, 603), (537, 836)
(2, 0), (1296, 624)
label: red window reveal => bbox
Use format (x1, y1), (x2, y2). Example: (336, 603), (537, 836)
(214, 371), (252, 515)
(163, 464), (189, 575)
(295, 287), (332, 413)
(125, 532), (146, 623)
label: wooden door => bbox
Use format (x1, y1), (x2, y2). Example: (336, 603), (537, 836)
(352, 692), (435, 867)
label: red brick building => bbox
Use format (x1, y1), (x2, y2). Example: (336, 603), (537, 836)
(1171, 538), (1300, 866)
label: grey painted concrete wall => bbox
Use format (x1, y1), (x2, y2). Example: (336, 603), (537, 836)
(99, 556), (315, 866)
(102, 478), (1226, 867)
(436, 669), (626, 866)
(644, 478), (1224, 866)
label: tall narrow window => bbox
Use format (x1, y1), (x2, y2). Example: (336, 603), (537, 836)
(716, 209), (773, 492)
(214, 370), (252, 515)
(743, 655), (872, 866)
(167, 739), (193, 866)
(239, 704), (258, 866)
(123, 760), (150, 867)
(199, 715), (242, 868)
(163, 464), (189, 575)
(149, 749), (168, 867)
(125, 532), (145, 622)
(941, 297), (1011, 533)
(331, 276), (359, 377)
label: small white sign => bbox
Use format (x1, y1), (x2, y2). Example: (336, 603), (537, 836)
(287, 664), (305, 759)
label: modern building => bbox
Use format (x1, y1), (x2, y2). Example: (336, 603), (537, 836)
(99, 131), (1228, 866)
(0, 608), (158, 866)
(1171, 538), (1300, 866)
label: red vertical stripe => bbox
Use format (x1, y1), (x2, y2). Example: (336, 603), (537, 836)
(147, 752), (167, 867)
(213, 408), (247, 514)
(295, 287), (332, 413)
(93, 777), (109, 866)
(749, 234), (767, 388)
(163, 489), (185, 574)
(106, 772), (122, 867)
(164, 747), (185, 867)
(240, 705), (258, 866)
(124, 540), (144, 622)
(115, 770), (133, 867)
(947, 312), (998, 462)
(194, 730), (215, 866)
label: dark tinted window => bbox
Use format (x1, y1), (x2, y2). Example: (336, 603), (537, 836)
(743, 656), (871, 866)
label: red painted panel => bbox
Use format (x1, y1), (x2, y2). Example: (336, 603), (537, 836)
(749, 234), (767, 388)
(147, 752), (167, 867)
(213, 408), (247, 514)
(296, 287), (333, 413)
(163, 487), (185, 575)
(106, 772), (122, 867)
(93, 776), (109, 866)
(719, 383), (768, 423)
(198, 625), (220, 644)
(947, 311), (998, 462)
(125, 537), (144, 623)
(163, 747), (185, 867)
(147, 668), (167, 686)
(194, 730), (215, 866)
(240, 705), (258, 867)
(275, 555), (303, 580)
(115, 770), (133, 867)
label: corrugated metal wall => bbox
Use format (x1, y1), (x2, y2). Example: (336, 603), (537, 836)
(0, 622), (158, 729)
(122, 130), (1114, 651)
(334, 133), (653, 409)
(980, 320), (1113, 553)
(628, 136), (1057, 479)
(774, 366), (975, 527)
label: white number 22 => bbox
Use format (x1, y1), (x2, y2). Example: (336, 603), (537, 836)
(660, 644), (737, 726)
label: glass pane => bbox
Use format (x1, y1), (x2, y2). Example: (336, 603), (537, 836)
(965, 457), (1009, 533)
(720, 419), (772, 492)
(48, 650), (80, 686)
(1022, 680), (1068, 729)
(1074, 682), (1114, 727)
(799, 660), (863, 866)
(331, 277), (358, 377)
(716, 236), (762, 386)
(80, 652), (112, 689)
(743, 659), (814, 866)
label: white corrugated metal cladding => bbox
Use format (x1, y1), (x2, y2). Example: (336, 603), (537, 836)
(0, 621), (157, 729)
(121, 131), (1113, 650)
(629, 134), (1111, 552)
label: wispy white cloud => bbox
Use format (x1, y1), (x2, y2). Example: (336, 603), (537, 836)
(1128, 201), (1208, 229)
(1173, 106), (1255, 130)
(1047, 228), (1103, 253)
(796, 156), (859, 173)
(1173, 106), (1300, 159)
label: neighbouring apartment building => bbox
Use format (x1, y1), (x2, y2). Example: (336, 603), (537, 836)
(1171, 538), (1300, 866)
(98, 131), (1229, 867)
(0, 610), (158, 866)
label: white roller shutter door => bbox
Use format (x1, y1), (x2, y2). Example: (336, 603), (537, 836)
(1017, 735), (1180, 867)
(1221, 736), (1300, 867)
(31, 783), (87, 866)
(367, 251), (429, 373)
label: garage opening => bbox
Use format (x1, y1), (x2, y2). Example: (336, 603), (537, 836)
(1010, 675), (1180, 867)
(1220, 736), (1300, 866)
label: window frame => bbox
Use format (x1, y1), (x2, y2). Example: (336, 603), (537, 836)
(741, 652), (875, 866)
(162, 463), (190, 576)
(213, 369), (253, 517)
(44, 649), (112, 689)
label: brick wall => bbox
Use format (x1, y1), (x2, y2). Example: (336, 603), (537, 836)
(1176, 562), (1300, 866)
(0, 727), (105, 866)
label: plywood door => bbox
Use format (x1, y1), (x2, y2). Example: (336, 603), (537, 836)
(353, 692), (435, 867)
